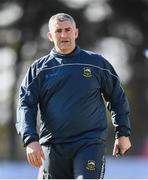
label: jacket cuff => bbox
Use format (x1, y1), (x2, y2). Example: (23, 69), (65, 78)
(23, 136), (39, 147)
(115, 126), (131, 139)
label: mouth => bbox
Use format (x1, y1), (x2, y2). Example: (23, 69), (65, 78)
(60, 40), (70, 44)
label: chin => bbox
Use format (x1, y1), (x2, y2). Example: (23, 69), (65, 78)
(60, 48), (72, 54)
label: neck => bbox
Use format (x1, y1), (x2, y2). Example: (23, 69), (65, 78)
(51, 46), (80, 57)
(54, 47), (76, 55)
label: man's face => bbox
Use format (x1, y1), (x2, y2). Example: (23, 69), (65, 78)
(48, 20), (79, 54)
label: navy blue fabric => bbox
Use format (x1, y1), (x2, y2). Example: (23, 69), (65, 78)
(42, 140), (105, 179)
(73, 142), (105, 179)
(16, 46), (131, 146)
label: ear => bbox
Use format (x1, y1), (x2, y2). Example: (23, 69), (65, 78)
(75, 28), (79, 39)
(47, 32), (53, 42)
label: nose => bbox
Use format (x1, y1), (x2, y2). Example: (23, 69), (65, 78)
(61, 30), (67, 38)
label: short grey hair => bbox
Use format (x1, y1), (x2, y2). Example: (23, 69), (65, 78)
(48, 13), (76, 31)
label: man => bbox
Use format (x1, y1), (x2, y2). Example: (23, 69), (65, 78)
(16, 13), (131, 179)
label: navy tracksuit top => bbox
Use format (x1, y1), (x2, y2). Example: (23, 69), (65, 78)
(16, 46), (131, 146)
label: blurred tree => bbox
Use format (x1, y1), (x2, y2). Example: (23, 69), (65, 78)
(108, 0), (148, 155)
(0, 0), (88, 160)
(0, 0), (148, 159)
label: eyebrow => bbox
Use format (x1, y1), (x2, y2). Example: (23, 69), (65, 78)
(55, 27), (72, 32)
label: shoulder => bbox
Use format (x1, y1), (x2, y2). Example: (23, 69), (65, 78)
(80, 48), (111, 67)
(81, 49), (99, 57)
(31, 52), (54, 69)
(25, 53), (54, 77)
(80, 48), (118, 78)
(33, 53), (53, 67)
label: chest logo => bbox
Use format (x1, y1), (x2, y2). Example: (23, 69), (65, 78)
(83, 67), (92, 77)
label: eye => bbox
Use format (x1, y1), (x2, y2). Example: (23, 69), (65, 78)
(65, 28), (71, 32)
(55, 29), (62, 33)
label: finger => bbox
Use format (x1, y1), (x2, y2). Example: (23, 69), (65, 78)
(35, 155), (42, 167)
(120, 148), (128, 155)
(113, 145), (119, 156)
(27, 154), (36, 167)
(36, 151), (44, 167)
(40, 149), (45, 160)
(27, 154), (32, 166)
(116, 148), (122, 157)
(29, 153), (41, 167)
(33, 153), (43, 167)
(34, 149), (45, 167)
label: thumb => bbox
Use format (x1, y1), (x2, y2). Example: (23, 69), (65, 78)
(113, 144), (119, 156)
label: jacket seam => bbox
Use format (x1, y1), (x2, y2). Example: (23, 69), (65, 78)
(37, 63), (119, 79)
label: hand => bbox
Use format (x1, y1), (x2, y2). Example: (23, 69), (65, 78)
(113, 136), (131, 157)
(26, 141), (45, 167)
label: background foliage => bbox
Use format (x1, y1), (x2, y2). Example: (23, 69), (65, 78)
(0, 0), (148, 160)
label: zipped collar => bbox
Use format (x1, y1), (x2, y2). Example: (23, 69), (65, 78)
(50, 46), (81, 58)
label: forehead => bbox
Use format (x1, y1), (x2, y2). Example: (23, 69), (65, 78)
(50, 20), (75, 31)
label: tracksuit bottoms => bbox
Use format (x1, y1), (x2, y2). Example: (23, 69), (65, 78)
(41, 139), (106, 179)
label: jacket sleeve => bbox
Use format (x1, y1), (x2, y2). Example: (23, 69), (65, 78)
(101, 58), (131, 138)
(16, 62), (40, 146)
